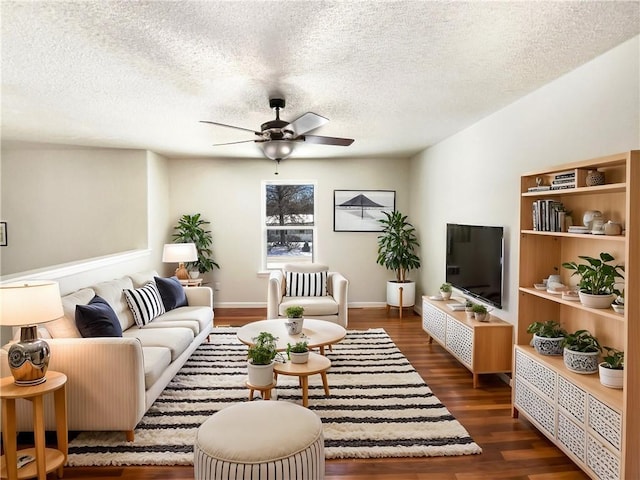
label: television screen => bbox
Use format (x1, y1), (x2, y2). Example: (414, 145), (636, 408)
(445, 223), (504, 309)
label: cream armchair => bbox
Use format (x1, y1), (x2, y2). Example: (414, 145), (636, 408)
(267, 263), (349, 327)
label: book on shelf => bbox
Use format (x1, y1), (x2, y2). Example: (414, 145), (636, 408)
(551, 183), (576, 190)
(552, 177), (576, 185)
(531, 199), (565, 232)
(528, 185), (551, 192)
(553, 170), (576, 180)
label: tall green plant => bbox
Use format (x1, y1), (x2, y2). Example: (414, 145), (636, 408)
(172, 213), (220, 273)
(562, 252), (624, 296)
(376, 210), (421, 283)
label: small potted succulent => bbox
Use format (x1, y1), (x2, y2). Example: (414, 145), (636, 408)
(562, 329), (602, 374)
(471, 303), (489, 322)
(439, 282), (452, 300)
(526, 320), (567, 356)
(464, 300), (475, 319)
(284, 305), (305, 335)
(562, 252), (625, 309)
(247, 332), (279, 386)
(287, 340), (310, 364)
(599, 346), (624, 389)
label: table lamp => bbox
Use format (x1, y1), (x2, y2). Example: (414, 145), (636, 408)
(162, 243), (198, 280)
(0, 280), (63, 385)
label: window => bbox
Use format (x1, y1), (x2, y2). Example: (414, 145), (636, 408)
(263, 181), (316, 269)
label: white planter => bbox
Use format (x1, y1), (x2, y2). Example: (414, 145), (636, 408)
(563, 348), (599, 374)
(599, 363), (624, 389)
(532, 334), (565, 356)
(440, 291), (452, 300)
(578, 291), (615, 309)
(247, 361), (275, 386)
(189, 270), (200, 279)
(386, 281), (415, 307)
(285, 317), (304, 335)
(474, 312), (489, 322)
(290, 351), (309, 364)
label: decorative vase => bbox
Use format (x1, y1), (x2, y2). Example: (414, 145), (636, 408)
(563, 348), (599, 374)
(578, 291), (615, 309)
(599, 363), (624, 389)
(290, 351), (309, 364)
(585, 169), (605, 186)
(532, 334), (564, 356)
(285, 317), (304, 335)
(582, 210), (602, 229)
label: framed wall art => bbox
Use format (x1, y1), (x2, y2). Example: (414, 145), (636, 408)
(333, 190), (395, 232)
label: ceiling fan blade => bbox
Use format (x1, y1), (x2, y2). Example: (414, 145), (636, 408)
(211, 139), (258, 147)
(286, 112), (329, 136)
(301, 135), (354, 146)
(200, 120), (262, 135)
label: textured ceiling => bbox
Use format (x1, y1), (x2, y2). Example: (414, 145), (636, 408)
(1, 1), (639, 160)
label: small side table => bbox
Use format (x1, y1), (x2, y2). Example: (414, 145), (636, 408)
(245, 380), (275, 401)
(179, 278), (203, 287)
(0, 371), (68, 480)
(273, 353), (331, 407)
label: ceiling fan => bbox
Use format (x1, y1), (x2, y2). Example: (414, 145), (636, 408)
(200, 98), (354, 162)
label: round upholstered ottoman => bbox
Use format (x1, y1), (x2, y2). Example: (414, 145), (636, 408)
(194, 401), (325, 480)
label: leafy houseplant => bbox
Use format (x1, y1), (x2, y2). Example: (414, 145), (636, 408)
(287, 340), (309, 364)
(284, 306), (305, 334)
(464, 300), (475, 319)
(471, 303), (488, 322)
(562, 252), (624, 309)
(172, 213), (220, 274)
(599, 346), (624, 389)
(526, 321), (567, 356)
(247, 332), (280, 386)
(562, 329), (602, 374)
(376, 210), (421, 283)
(439, 282), (452, 300)
(285, 306), (304, 318)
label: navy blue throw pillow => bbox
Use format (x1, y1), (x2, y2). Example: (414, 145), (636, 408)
(154, 276), (188, 311)
(75, 295), (123, 338)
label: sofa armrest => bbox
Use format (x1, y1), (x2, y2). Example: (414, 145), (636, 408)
(1, 337), (147, 433)
(329, 272), (349, 327)
(267, 270), (284, 319)
(184, 286), (213, 308)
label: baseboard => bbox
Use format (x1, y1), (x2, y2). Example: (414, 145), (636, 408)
(214, 301), (394, 309)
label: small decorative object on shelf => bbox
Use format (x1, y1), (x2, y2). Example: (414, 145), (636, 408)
(585, 169), (605, 186)
(562, 252), (625, 309)
(562, 329), (602, 374)
(439, 282), (452, 300)
(526, 320), (567, 356)
(599, 346), (624, 389)
(471, 303), (489, 322)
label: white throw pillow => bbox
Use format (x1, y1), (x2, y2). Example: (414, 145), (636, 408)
(285, 271), (327, 297)
(123, 282), (166, 327)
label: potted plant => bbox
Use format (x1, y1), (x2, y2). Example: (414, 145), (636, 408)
(247, 332), (279, 386)
(562, 252), (625, 309)
(284, 305), (304, 334)
(464, 300), (475, 319)
(599, 346), (624, 389)
(172, 213), (220, 277)
(439, 282), (452, 300)
(562, 329), (602, 374)
(526, 320), (567, 356)
(287, 340), (309, 364)
(471, 303), (489, 322)
(376, 210), (421, 308)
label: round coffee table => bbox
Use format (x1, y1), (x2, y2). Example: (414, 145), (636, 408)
(273, 353), (331, 407)
(237, 318), (346, 355)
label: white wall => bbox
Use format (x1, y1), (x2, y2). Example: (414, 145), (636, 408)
(167, 156), (412, 306)
(410, 35), (640, 324)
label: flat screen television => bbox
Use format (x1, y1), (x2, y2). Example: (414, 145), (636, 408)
(445, 223), (504, 309)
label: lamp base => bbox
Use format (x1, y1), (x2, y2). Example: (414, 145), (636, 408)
(175, 262), (191, 280)
(8, 325), (50, 386)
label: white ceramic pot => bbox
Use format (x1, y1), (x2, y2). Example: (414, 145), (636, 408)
(285, 317), (304, 335)
(578, 291), (615, 309)
(386, 281), (415, 307)
(247, 361), (275, 386)
(440, 291), (452, 300)
(599, 363), (624, 389)
(290, 351), (309, 364)
(189, 270), (200, 279)
(532, 334), (565, 356)
(474, 312), (489, 322)
(563, 348), (599, 374)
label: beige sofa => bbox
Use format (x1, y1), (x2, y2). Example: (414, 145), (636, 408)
(0, 271), (213, 441)
(267, 263), (349, 327)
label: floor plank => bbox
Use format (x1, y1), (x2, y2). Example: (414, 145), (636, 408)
(25, 307), (590, 479)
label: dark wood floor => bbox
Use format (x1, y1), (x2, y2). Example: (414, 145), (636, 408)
(53, 308), (588, 479)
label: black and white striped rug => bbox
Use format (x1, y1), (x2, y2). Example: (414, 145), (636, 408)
(67, 328), (481, 466)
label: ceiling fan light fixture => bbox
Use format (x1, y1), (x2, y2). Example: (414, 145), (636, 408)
(260, 140), (295, 161)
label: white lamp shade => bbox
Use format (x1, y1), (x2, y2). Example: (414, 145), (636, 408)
(260, 140), (295, 160)
(0, 281), (64, 327)
(162, 243), (198, 263)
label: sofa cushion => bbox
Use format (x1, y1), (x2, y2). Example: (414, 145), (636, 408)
(154, 276), (188, 311)
(128, 270), (159, 289)
(93, 277), (136, 331)
(75, 295), (123, 338)
(124, 282), (166, 327)
(151, 306), (213, 335)
(285, 271), (327, 297)
(46, 287), (95, 338)
(142, 346), (172, 389)
(279, 296), (338, 316)
(124, 327), (194, 361)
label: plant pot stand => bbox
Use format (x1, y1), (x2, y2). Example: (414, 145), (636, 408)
(245, 380), (275, 401)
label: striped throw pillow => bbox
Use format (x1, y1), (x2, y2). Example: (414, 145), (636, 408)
(123, 282), (166, 327)
(285, 271), (327, 297)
